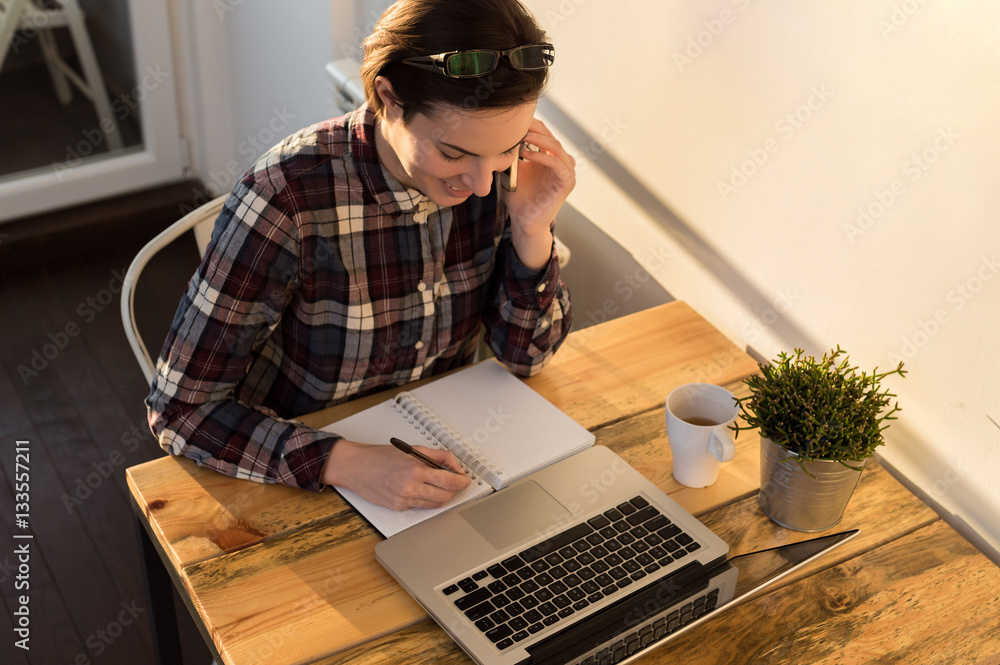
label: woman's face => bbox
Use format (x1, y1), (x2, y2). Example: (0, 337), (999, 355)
(376, 93), (536, 207)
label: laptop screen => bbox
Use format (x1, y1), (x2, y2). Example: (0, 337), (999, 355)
(525, 530), (859, 665)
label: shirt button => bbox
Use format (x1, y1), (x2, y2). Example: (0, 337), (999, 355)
(415, 340), (424, 350)
(417, 282), (427, 292)
(537, 282), (547, 293)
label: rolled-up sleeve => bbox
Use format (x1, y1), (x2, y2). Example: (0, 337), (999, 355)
(482, 223), (572, 376)
(146, 184), (338, 492)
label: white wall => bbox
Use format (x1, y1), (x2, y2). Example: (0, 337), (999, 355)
(167, 0), (999, 557)
(168, 0), (339, 196)
(523, 0), (1000, 557)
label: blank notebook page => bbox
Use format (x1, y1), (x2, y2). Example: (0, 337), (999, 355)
(322, 360), (594, 536)
(405, 360), (594, 488)
(323, 399), (493, 537)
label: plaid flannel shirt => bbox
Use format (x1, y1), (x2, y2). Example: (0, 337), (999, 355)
(146, 106), (572, 491)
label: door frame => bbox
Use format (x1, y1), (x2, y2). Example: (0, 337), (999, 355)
(0, 0), (185, 223)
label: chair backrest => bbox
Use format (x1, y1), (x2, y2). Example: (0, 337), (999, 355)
(121, 195), (226, 384)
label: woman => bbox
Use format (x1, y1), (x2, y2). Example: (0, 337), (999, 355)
(147, 0), (575, 511)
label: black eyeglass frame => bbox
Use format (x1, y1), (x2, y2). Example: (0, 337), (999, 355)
(399, 43), (554, 79)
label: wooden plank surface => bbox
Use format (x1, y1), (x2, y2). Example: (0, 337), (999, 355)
(656, 519), (1000, 665)
(125, 302), (762, 663)
(126, 458), (353, 570)
(320, 452), (957, 665)
(327, 518), (1000, 665)
(126, 301), (1000, 665)
(189, 410), (940, 665)
(183, 513), (416, 665)
(126, 302), (757, 572)
(175, 409), (747, 665)
(523, 301), (758, 431)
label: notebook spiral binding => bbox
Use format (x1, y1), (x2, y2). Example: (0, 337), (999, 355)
(392, 391), (502, 487)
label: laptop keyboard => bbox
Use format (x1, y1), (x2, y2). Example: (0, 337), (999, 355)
(575, 585), (720, 665)
(441, 495), (704, 651)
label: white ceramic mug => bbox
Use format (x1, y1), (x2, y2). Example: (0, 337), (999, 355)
(665, 383), (738, 488)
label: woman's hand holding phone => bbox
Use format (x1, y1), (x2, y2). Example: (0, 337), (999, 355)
(503, 118), (576, 270)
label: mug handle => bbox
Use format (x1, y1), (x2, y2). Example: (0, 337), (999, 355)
(708, 429), (736, 462)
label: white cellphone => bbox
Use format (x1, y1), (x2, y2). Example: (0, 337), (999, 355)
(504, 143), (521, 192)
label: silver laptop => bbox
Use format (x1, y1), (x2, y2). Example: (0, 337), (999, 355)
(376, 445), (856, 665)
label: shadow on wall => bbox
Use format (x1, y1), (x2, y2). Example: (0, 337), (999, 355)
(539, 97), (823, 352)
(544, 97), (1000, 562)
(556, 202), (674, 332)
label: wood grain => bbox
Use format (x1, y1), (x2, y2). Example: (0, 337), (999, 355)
(593, 377), (761, 517)
(524, 302), (759, 431)
(126, 302), (757, 573)
(322, 453), (952, 665)
(126, 458), (355, 570)
(126, 301), (1000, 665)
(183, 513), (424, 665)
(655, 520), (1000, 665)
(180, 398), (767, 665)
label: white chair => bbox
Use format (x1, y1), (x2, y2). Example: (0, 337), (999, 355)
(121, 195), (226, 384)
(0, 0), (123, 150)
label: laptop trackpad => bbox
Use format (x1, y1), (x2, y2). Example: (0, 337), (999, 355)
(460, 481), (572, 551)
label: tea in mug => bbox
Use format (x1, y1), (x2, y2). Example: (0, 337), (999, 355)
(682, 416), (721, 427)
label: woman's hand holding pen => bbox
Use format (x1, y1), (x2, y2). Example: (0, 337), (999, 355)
(322, 439), (470, 511)
(504, 117), (577, 271)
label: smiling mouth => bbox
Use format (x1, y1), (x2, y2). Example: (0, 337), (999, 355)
(443, 180), (470, 194)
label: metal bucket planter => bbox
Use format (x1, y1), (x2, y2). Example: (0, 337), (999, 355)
(758, 437), (867, 532)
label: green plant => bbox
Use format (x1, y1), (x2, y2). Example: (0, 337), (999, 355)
(732, 346), (906, 470)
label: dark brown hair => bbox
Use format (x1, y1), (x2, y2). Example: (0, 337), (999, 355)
(361, 0), (549, 122)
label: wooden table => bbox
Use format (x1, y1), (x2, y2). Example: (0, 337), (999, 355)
(127, 302), (1000, 665)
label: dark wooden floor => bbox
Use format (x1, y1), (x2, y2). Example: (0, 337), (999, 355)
(0, 59), (143, 178)
(0, 184), (213, 664)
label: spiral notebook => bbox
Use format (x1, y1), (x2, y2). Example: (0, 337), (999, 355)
(321, 361), (595, 537)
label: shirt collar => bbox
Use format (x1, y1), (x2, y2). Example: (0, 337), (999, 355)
(350, 104), (432, 218)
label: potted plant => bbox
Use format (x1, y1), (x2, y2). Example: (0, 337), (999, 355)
(732, 346), (906, 531)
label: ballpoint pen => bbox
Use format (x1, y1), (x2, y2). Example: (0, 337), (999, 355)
(390, 437), (461, 474)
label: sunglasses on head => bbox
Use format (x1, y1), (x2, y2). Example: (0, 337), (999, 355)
(399, 43), (554, 78)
